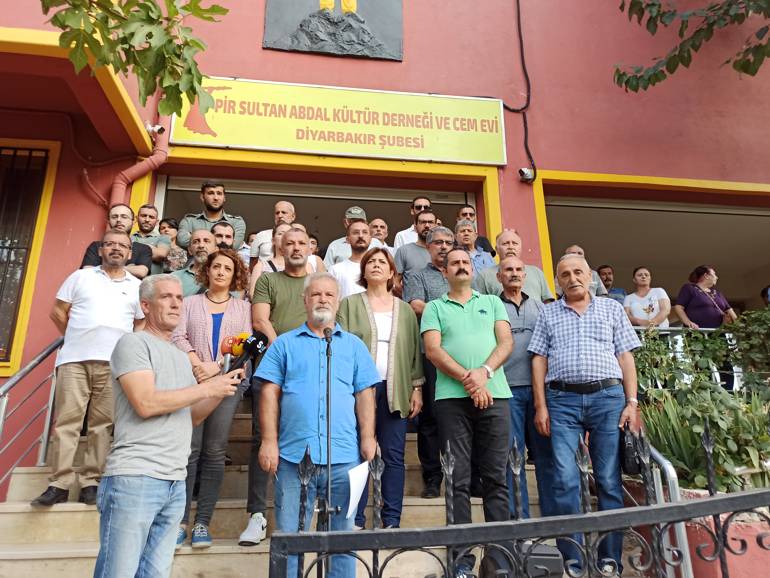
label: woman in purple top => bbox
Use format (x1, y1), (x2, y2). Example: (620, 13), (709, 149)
(674, 265), (737, 329)
(171, 248), (252, 548)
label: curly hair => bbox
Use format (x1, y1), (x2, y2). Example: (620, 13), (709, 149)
(195, 248), (249, 292)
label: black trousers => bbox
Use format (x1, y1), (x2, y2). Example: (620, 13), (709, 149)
(435, 397), (511, 524)
(417, 355), (442, 486)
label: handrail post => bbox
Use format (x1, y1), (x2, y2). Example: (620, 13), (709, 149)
(0, 394), (8, 446)
(36, 371), (57, 466)
(650, 445), (694, 578)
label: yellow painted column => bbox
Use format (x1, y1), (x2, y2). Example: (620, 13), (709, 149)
(320, 0), (334, 10)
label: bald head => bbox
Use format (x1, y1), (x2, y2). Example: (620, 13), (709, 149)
(565, 244), (585, 257)
(495, 229), (522, 259)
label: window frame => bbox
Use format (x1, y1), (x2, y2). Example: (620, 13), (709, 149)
(0, 139), (60, 377)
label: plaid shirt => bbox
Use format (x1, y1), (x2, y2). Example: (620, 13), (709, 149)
(527, 296), (640, 383)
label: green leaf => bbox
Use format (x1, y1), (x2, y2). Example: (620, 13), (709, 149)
(164, 0), (180, 18)
(756, 26), (769, 41)
(666, 54), (680, 73)
(680, 48), (692, 68)
(627, 76), (639, 92)
(646, 17), (659, 35)
(661, 10), (676, 26)
(70, 38), (89, 73)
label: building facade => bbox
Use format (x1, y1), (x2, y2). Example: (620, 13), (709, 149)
(1, 1), (770, 493)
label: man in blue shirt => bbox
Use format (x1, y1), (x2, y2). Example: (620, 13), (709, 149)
(256, 272), (379, 578)
(598, 264), (627, 305)
(528, 253), (641, 571)
(454, 219), (495, 275)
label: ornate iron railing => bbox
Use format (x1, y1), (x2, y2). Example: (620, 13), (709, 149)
(269, 423), (770, 578)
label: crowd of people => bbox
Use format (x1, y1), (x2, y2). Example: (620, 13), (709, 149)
(29, 181), (756, 578)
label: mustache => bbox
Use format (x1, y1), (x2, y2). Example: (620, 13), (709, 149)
(455, 269), (470, 276)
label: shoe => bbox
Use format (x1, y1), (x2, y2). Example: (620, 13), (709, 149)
(78, 486), (97, 505)
(191, 523), (212, 549)
(31, 486), (69, 507)
(175, 526), (187, 551)
(421, 483), (440, 499)
(238, 512), (267, 546)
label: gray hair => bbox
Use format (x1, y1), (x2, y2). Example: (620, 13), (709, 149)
(557, 253), (591, 271)
(426, 226), (454, 245)
(139, 274), (181, 301)
(302, 272), (340, 298)
(454, 219), (476, 233)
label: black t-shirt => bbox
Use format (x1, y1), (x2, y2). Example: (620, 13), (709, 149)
(80, 240), (153, 273)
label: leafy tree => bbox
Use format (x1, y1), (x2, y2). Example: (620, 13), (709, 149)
(41, 0), (227, 115)
(614, 1), (770, 92)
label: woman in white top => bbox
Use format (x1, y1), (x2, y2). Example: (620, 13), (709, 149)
(623, 266), (671, 328)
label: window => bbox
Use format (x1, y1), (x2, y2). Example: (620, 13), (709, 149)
(0, 148), (49, 362)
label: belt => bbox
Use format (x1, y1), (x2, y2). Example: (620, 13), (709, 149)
(548, 378), (621, 394)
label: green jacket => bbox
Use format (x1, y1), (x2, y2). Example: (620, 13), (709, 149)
(337, 293), (424, 418)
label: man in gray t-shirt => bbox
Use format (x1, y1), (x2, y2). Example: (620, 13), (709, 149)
(394, 209), (436, 286)
(497, 257), (553, 520)
(94, 274), (242, 578)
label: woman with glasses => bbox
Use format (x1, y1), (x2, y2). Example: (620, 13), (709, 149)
(337, 247), (424, 528)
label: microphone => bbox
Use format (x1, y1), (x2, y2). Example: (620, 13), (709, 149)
(323, 327), (332, 344)
(220, 336), (239, 373)
(230, 331), (269, 371)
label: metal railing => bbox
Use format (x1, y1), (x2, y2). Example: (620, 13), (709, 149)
(269, 424), (770, 578)
(0, 337), (63, 488)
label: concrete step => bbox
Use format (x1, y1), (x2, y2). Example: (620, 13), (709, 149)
(10, 460), (503, 503)
(45, 429), (421, 468)
(0, 495), (525, 544)
(0, 539), (448, 578)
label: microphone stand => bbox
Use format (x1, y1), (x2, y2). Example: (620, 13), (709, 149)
(316, 326), (338, 577)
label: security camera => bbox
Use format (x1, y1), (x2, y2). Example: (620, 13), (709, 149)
(518, 168), (535, 183)
(145, 122), (166, 135)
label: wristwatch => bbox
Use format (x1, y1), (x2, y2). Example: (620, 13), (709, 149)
(481, 364), (494, 379)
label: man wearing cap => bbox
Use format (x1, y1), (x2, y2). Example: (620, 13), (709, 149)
(323, 206), (383, 268)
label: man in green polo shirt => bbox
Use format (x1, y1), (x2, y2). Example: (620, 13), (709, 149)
(421, 247), (513, 575)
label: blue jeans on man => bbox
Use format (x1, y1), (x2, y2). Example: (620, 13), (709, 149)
(546, 384), (626, 568)
(94, 475), (186, 578)
(275, 458), (359, 578)
(507, 386), (555, 519)
(355, 381), (407, 528)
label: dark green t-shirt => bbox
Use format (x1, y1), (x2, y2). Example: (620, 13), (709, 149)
(252, 272), (307, 337)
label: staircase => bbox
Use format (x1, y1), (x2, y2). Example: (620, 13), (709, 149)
(0, 402), (542, 577)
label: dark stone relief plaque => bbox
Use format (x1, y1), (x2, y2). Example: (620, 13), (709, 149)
(264, 0), (403, 61)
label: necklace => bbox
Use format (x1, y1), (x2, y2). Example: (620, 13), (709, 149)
(205, 291), (231, 304)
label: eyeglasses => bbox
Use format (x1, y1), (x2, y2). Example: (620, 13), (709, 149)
(102, 241), (131, 250)
(414, 204), (431, 210)
(431, 240), (454, 246)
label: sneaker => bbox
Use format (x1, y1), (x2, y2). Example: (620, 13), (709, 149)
(238, 512), (267, 546)
(191, 523), (212, 549)
(175, 526), (187, 551)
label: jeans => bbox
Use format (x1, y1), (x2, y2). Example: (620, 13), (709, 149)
(94, 475), (185, 578)
(417, 355), (442, 487)
(183, 381), (245, 526)
(546, 384), (626, 568)
(355, 381), (408, 528)
(247, 378), (271, 515)
(507, 386), (555, 518)
(275, 458), (358, 578)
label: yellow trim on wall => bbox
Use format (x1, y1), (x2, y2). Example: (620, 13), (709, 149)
(532, 169), (770, 295)
(169, 145), (501, 238)
(129, 173), (153, 216)
(0, 139), (60, 377)
(0, 26), (152, 155)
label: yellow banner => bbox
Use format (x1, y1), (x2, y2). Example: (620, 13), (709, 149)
(171, 78), (506, 165)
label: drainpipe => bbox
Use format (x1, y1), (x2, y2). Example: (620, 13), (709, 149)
(109, 115), (171, 206)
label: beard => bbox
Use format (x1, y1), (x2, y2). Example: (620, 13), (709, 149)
(286, 253), (307, 267)
(310, 306), (335, 326)
(204, 200), (223, 213)
(194, 251), (209, 265)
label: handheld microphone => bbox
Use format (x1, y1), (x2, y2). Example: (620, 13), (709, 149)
(220, 336), (239, 373)
(230, 331), (269, 371)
